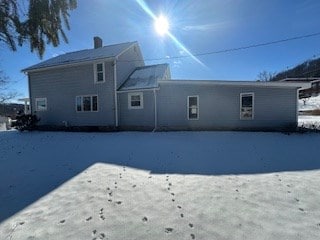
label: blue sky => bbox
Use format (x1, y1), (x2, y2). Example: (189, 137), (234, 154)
(1, 0), (320, 99)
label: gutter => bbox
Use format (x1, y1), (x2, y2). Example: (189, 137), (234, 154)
(117, 87), (160, 93)
(22, 57), (115, 73)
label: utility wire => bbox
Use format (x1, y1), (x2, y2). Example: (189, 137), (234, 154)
(118, 31), (320, 62)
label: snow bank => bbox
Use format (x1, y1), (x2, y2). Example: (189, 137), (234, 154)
(0, 131), (320, 240)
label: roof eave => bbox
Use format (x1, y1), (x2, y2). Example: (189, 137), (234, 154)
(22, 56), (116, 73)
(158, 80), (311, 89)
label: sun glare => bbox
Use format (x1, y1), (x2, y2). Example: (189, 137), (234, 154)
(154, 15), (169, 36)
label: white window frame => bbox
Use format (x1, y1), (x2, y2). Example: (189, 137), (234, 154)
(75, 95), (98, 112)
(240, 92), (254, 120)
(35, 97), (47, 111)
(128, 92), (143, 109)
(94, 62), (105, 83)
(187, 95), (199, 120)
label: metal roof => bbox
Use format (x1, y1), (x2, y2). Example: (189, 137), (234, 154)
(118, 64), (169, 91)
(22, 41), (137, 72)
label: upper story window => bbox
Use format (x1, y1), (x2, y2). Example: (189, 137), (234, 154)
(94, 62), (105, 83)
(187, 96), (199, 120)
(76, 95), (98, 112)
(240, 93), (254, 120)
(35, 98), (47, 111)
(128, 92), (143, 109)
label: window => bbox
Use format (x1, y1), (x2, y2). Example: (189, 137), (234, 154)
(128, 92), (143, 109)
(76, 95), (98, 112)
(35, 98), (47, 111)
(94, 62), (105, 83)
(240, 93), (254, 120)
(188, 96), (199, 120)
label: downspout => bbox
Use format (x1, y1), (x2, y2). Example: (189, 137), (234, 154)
(113, 60), (119, 128)
(153, 88), (157, 132)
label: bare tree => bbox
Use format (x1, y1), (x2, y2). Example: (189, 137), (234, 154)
(256, 70), (276, 82)
(0, 70), (18, 103)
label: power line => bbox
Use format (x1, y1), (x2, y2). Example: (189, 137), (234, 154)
(118, 31), (320, 62)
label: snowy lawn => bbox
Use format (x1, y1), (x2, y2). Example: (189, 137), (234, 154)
(299, 115), (320, 129)
(0, 131), (320, 240)
(299, 95), (320, 111)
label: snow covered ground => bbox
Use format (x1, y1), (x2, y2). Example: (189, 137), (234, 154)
(299, 95), (320, 111)
(0, 131), (320, 240)
(298, 115), (320, 128)
(298, 95), (320, 129)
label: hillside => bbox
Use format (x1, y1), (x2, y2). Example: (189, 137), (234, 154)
(273, 57), (320, 81)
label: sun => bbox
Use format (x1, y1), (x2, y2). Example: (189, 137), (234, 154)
(154, 15), (169, 36)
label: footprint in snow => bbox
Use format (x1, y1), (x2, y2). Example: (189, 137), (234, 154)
(99, 208), (105, 220)
(165, 228), (173, 233)
(99, 233), (105, 239)
(92, 230), (105, 240)
(172, 199), (175, 202)
(189, 223), (193, 228)
(86, 216), (92, 221)
(180, 213), (184, 218)
(115, 201), (122, 205)
(87, 180), (92, 183)
(294, 198), (300, 202)
(19, 221), (25, 225)
(142, 217), (148, 222)
(298, 208), (304, 212)
(132, 184), (136, 188)
(59, 219), (65, 224)
(177, 205), (182, 209)
(171, 193), (175, 196)
(190, 233), (196, 239)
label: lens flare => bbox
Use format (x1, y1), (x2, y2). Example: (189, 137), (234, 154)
(136, 0), (206, 67)
(154, 15), (169, 36)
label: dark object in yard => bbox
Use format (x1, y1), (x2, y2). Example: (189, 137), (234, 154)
(13, 114), (40, 131)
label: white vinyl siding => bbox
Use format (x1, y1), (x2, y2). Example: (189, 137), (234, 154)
(187, 96), (199, 120)
(128, 92), (143, 109)
(76, 95), (98, 112)
(240, 93), (254, 120)
(94, 62), (105, 83)
(35, 98), (47, 111)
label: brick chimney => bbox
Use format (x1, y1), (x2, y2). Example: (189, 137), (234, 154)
(94, 36), (102, 49)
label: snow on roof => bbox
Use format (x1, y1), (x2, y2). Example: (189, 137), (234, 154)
(22, 41), (136, 72)
(118, 64), (169, 91)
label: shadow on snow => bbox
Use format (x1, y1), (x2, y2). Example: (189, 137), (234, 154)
(0, 130), (319, 223)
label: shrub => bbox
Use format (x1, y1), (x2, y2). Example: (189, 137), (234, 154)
(13, 114), (40, 131)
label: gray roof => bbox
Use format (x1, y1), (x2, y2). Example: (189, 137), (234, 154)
(118, 64), (169, 91)
(22, 41), (136, 72)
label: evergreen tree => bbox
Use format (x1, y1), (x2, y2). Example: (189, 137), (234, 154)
(0, 0), (77, 58)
